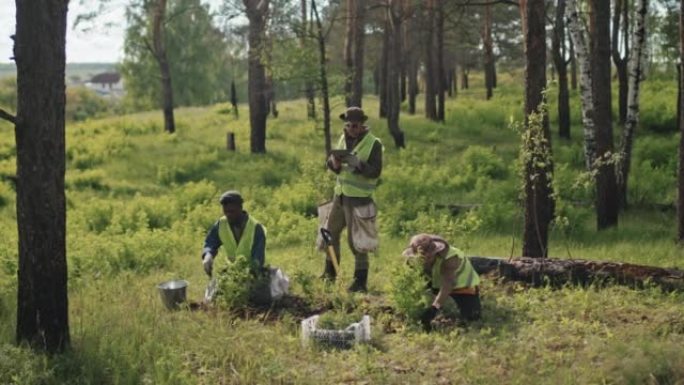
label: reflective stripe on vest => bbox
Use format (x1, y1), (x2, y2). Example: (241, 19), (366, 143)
(333, 132), (382, 198)
(431, 246), (481, 290)
(214, 216), (260, 272)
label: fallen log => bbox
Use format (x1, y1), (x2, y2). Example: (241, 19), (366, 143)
(469, 256), (684, 292)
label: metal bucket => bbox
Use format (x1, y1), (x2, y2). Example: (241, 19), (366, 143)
(157, 279), (188, 310)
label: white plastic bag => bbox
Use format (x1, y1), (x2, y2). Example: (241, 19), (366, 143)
(269, 267), (289, 300)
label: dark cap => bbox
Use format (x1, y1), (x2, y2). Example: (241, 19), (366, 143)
(219, 190), (243, 205)
(339, 106), (368, 123)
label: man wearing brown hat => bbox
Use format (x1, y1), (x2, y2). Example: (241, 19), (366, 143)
(320, 106), (383, 292)
(403, 233), (482, 331)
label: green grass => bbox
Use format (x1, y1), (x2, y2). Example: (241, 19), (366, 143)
(1, 74), (683, 384)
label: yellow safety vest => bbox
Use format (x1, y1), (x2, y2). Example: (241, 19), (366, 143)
(333, 132), (382, 198)
(431, 246), (480, 290)
(214, 215), (262, 272)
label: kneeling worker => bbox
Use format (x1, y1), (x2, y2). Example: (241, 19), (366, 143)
(402, 233), (481, 331)
(201, 190), (266, 278)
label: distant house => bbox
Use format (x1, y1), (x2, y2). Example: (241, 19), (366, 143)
(89, 72), (121, 89)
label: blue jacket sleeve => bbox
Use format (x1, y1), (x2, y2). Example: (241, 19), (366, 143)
(202, 221), (222, 258)
(251, 224), (266, 268)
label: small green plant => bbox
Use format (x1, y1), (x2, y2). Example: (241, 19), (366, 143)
(389, 261), (431, 323)
(214, 254), (269, 310)
(317, 310), (363, 330)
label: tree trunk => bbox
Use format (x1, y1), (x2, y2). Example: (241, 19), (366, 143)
(461, 67), (469, 89)
(483, 4), (495, 100)
(469, 256), (684, 292)
(152, 0), (175, 134)
(612, 0), (630, 126)
(350, 0), (366, 107)
(343, 0), (354, 106)
(301, 0), (316, 119)
(553, 0), (571, 140)
(566, 0), (597, 170)
(424, 0), (437, 121)
(590, 0), (619, 229)
(679, 0), (684, 242)
(618, 0), (648, 210)
(520, 0), (554, 258)
(404, 3), (418, 115)
(379, 17), (389, 118)
(244, 0), (270, 153)
(312, 0), (331, 157)
(14, 0), (70, 353)
(230, 79), (239, 119)
(435, 0), (445, 122)
(386, 0), (406, 148)
(569, 37), (578, 90)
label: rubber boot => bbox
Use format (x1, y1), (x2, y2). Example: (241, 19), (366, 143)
(348, 269), (368, 293)
(319, 259), (337, 282)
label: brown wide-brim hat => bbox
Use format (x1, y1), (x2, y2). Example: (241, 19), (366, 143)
(402, 234), (447, 257)
(339, 106), (368, 123)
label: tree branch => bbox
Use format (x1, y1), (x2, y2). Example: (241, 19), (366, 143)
(0, 108), (16, 124)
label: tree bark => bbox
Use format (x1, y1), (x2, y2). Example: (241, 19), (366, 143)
(679, 0), (684, 242)
(350, 0), (366, 107)
(483, 4), (495, 100)
(301, 0), (316, 119)
(617, 0), (648, 210)
(424, 0), (437, 121)
(566, 0), (597, 170)
(520, 0), (554, 258)
(343, 0), (354, 106)
(470, 256), (684, 292)
(461, 67), (469, 89)
(230, 79), (239, 119)
(152, 0), (175, 134)
(552, 0), (571, 139)
(14, 0), (70, 353)
(379, 17), (389, 118)
(590, 0), (619, 229)
(312, 0), (331, 157)
(569, 37), (578, 90)
(404, 3), (418, 115)
(386, 0), (406, 148)
(244, 0), (270, 153)
(612, 0), (630, 126)
(435, 0), (445, 122)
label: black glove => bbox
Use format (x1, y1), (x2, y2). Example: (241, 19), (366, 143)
(420, 305), (439, 332)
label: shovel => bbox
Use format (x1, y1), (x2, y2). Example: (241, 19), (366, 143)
(320, 228), (340, 276)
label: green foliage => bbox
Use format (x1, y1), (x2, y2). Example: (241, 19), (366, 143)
(65, 87), (113, 122)
(215, 254), (264, 310)
(0, 344), (51, 385)
(317, 310), (364, 330)
(0, 76), (16, 112)
(462, 145), (508, 180)
(389, 262), (430, 324)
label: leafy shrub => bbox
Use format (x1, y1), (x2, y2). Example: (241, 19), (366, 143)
(0, 77), (16, 112)
(215, 254), (263, 310)
(65, 86), (112, 122)
(390, 262), (431, 323)
(317, 310), (364, 330)
(462, 146), (508, 180)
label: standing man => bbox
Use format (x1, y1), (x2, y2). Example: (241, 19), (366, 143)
(402, 233), (482, 331)
(321, 106), (383, 292)
(202, 190), (266, 278)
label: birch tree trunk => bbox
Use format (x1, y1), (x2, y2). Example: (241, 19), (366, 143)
(617, 0), (649, 209)
(566, 0), (597, 170)
(612, 0), (630, 126)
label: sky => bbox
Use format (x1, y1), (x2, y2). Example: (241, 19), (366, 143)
(0, 2), (128, 64)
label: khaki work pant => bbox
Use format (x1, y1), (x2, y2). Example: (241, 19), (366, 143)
(319, 195), (379, 271)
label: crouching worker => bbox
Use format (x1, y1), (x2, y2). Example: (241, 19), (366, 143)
(402, 233), (481, 331)
(201, 190), (266, 302)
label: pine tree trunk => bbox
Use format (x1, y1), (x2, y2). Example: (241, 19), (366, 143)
(590, 0), (619, 229)
(152, 0), (175, 134)
(483, 4), (494, 100)
(14, 0), (70, 353)
(386, 1), (406, 148)
(553, 0), (571, 139)
(435, 0), (445, 122)
(404, 3), (418, 115)
(343, 0), (354, 106)
(312, 0), (331, 157)
(424, 0), (437, 120)
(379, 17), (389, 118)
(244, 0), (270, 153)
(461, 67), (469, 89)
(569, 37), (578, 90)
(617, 0), (649, 210)
(301, 0), (316, 119)
(350, 0), (365, 107)
(230, 80), (239, 119)
(520, 0), (554, 258)
(679, 0), (684, 242)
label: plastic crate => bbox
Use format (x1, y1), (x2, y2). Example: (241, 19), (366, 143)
(301, 314), (371, 349)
